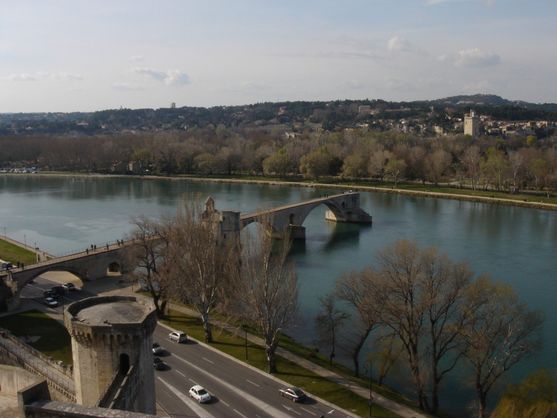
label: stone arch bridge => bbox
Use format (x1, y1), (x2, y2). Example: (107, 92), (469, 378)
(1, 192), (371, 310)
(238, 191), (372, 239)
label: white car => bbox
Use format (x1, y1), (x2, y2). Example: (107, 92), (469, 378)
(168, 331), (187, 343)
(44, 297), (59, 307)
(189, 385), (211, 403)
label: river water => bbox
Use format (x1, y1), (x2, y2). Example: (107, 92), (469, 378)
(1, 174), (556, 415)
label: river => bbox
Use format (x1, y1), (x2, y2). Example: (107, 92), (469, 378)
(1, 174), (556, 416)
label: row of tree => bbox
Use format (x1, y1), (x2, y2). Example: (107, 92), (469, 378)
(126, 204), (543, 418)
(1, 129), (556, 192)
(317, 240), (543, 417)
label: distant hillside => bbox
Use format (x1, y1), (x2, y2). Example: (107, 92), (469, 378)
(1, 95), (556, 136)
(433, 94), (557, 113)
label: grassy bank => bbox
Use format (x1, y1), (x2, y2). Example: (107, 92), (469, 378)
(31, 171), (557, 210)
(0, 310), (72, 365)
(0, 238), (37, 265)
(162, 309), (402, 418)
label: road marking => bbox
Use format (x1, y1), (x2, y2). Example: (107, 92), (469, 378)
(246, 379), (260, 387)
(188, 378), (197, 384)
(157, 377), (217, 418)
(221, 400), (230, 407)
(233, 408), (248, 418)
(282, 404), (302, 415)
(202, 356), (215, 364)
(172, 352), (291, 418)
(300, 406), (317, 416)
(175, 370), (186, 377)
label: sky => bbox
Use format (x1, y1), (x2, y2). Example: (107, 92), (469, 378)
(1, 0), (556, 112)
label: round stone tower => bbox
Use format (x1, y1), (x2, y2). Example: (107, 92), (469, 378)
(64, 295), (157, 414)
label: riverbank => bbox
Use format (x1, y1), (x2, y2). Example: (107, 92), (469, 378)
(11, 171), (557, 212)
(0, 236), (52, 265)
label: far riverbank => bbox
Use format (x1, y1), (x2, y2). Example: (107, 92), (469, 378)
(7, 172), (557, 212)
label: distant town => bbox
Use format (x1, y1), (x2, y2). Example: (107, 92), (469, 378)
(1, 94), (556, 139)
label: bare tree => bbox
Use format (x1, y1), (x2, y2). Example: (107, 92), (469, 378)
(238, 222), (298, 373)
(373, 241), (429, 410)
(371, 241), (473, 413)
(460, 276), (544, 418)
(369, 332), (404, 386)
(315, 293), (349, 366)
(162, 199), (239, 343)
(420, 248), (473, 414)
(335, 269), (381, 378)
(461, 145), (482, 190)
(127, 216), (169, 316)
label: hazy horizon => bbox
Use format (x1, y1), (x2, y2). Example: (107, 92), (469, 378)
(2, 0), (556, 112)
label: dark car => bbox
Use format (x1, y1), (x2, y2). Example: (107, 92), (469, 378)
(43, 290), (56, 298)
(152, 342), (165, 356)
(279, 387), (307, 402)
(62, 282), (77, 291)
(153, 357), (166, 370)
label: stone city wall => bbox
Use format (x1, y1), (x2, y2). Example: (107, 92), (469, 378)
(0, 330), (75, 403)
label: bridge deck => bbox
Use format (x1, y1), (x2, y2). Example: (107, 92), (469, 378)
(240, 191), (357, 220)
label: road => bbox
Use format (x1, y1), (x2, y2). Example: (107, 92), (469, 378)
(153, 326), (353, 418)
(19, 277), (353, 418)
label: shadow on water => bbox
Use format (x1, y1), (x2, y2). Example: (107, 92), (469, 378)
(289, 222), (369, 257)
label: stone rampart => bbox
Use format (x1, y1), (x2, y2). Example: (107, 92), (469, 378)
(98, 363), (141, 411)
(0, 330), (75, 403)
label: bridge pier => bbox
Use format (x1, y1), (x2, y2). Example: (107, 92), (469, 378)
(287, 225), (306, 240)
(325, 207), (372, 224)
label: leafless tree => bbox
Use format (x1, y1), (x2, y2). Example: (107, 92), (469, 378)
(238, 222), (298, 373)
(372, 241), (473, 413)
(315, 293), (349, 366)
(335, 269), (381, 378)
(460, 276), (544, 418)
(126, 216), (169, 316)
(161, 199), (239, 343)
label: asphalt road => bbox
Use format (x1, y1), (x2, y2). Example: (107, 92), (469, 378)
(153, 326), (353, 418)
(19, 276), (92, 313)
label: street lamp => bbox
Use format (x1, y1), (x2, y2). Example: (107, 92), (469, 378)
(363, 361), (373, 417)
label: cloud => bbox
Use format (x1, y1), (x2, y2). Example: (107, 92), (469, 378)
(132, 67), (191, 86)
(387, 36), (414, 52)
(164, 70), (191, 86)
(129, 55), (144, 62)
(455, 48), (501, 67)
(1, 72), (83, 82)
(3, 73), (39, 82)
(52, 72), (83, 81)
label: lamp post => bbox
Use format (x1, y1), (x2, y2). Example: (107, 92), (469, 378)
(364, 360), (373, 417)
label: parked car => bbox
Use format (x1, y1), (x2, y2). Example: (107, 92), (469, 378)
(62, 282), (77, 291)
(279, 387), (307, 402)
(43, 297), (59, 307)
(153, 357), (166, 370)
(43, 290), (55, 298)
(168, 331), (187, 343)
(189, 385), (211, 403)
(152, 342), (165, 355)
